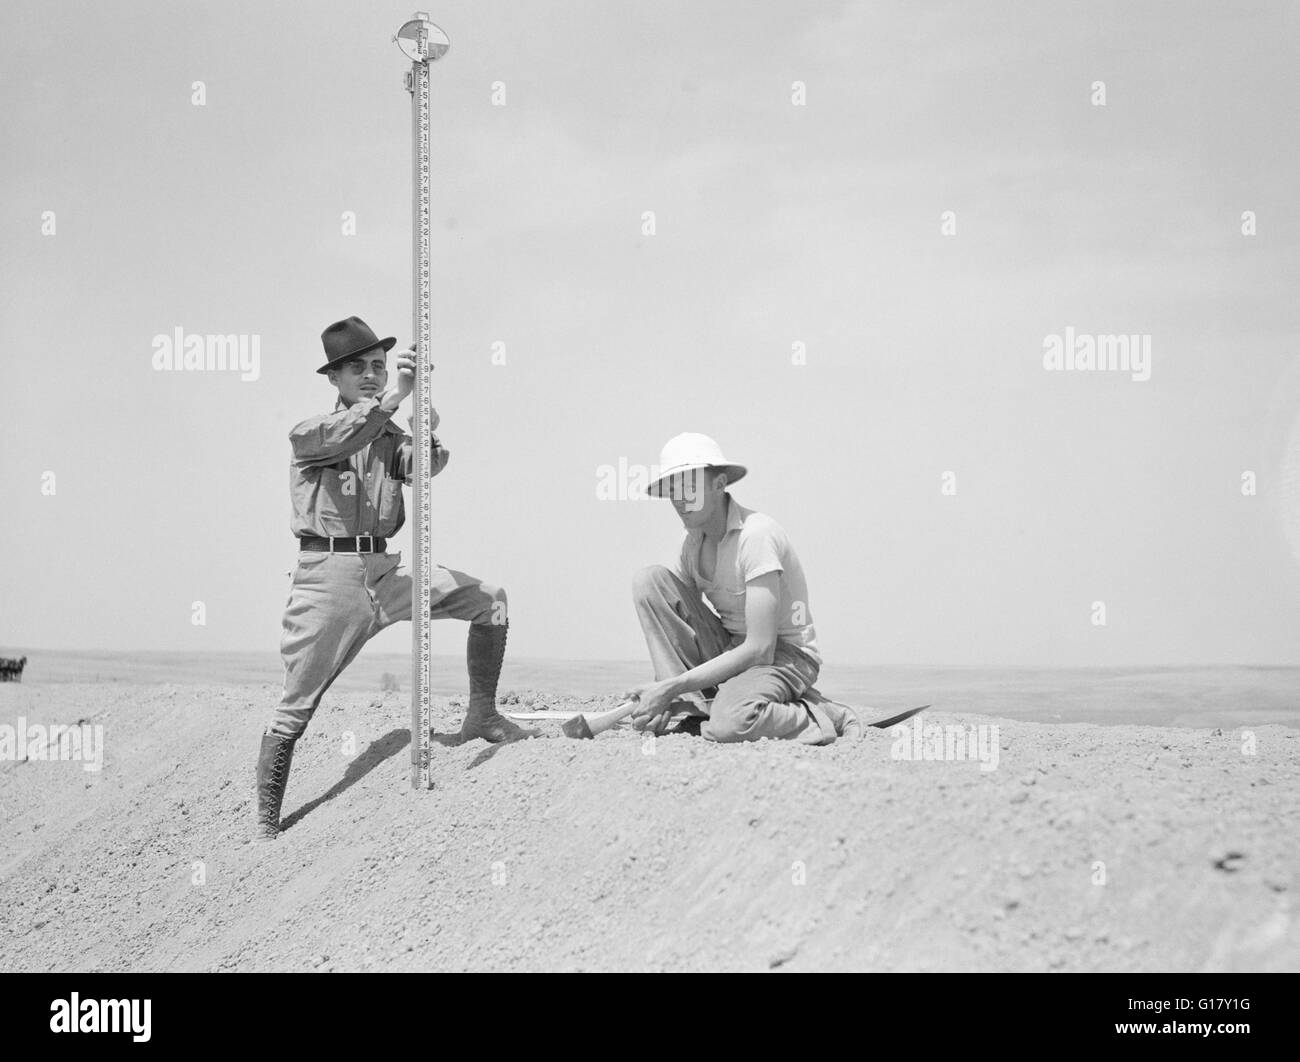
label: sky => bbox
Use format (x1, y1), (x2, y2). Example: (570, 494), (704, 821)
(3, 0), (1300, 667)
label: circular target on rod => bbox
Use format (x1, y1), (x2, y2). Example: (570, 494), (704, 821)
(395, 15), (450, 62)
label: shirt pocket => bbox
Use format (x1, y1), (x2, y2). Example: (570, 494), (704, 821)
(314, 464), (357, 535)
(385, 443), (407, 480)
(705, 584), (747, 623)
(377, 476), (403, 534)
(713, 562), (748, 600)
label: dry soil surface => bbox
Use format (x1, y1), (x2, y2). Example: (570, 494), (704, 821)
(1, 682), (1296, 972)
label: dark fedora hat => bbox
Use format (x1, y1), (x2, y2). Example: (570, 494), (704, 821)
(316, 316), (396, 374)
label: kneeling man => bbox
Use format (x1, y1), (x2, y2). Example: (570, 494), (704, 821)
(627, 432), (859, 744)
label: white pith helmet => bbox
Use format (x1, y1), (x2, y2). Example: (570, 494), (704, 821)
(645, 433), (747, 498)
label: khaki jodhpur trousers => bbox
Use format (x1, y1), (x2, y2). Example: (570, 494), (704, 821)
(268, 551), (500, 739)
(632, 565), (839, 745)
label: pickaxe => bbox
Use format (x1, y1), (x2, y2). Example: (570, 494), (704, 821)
(504, 701), (931, 739)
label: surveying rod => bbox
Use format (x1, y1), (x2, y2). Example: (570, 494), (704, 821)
(394, 13), (450, 790)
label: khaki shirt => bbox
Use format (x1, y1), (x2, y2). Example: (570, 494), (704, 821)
(673, 496), (822, 668)
(287, 397), (444, 539)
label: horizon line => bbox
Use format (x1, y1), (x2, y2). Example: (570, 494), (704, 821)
(2, 646), (1298, 671)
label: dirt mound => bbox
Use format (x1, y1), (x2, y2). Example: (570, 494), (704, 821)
(1, 683), (1296, 971)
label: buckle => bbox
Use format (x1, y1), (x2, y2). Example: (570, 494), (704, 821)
(357, 535), (374, 553)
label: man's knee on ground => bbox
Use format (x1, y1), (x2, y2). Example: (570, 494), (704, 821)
(632, 564), (674, 604)
(702, 692), (766, 743)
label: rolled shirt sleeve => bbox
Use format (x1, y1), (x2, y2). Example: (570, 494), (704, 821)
(399, 421), (445, 484)
(289, 398), (394, 468)
(737, 516), (786, 583)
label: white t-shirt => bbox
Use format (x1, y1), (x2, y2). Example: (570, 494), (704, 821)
(673, 497), (821, 667)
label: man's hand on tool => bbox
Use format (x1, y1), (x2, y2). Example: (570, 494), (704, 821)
(430, 441), (450, 475)
(623, 680), (677, 735)
(380, 349), (419, 407)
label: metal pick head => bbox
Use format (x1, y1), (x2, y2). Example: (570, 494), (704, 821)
(560, 714), (595, 740)
(395, 14), (450, 62)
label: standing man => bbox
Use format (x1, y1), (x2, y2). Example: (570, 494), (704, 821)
(255, 315), (535, 842)
(626, 433), (861, 745)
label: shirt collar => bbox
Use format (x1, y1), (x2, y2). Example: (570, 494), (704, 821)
(687, 494), (748, 539)
(724, 494), (748, 534)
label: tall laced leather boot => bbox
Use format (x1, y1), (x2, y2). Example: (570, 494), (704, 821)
(461, 621), (539, 743)
(255, 732), (297, 842)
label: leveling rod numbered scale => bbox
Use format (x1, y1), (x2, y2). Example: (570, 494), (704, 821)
(395, 13), (450, 790)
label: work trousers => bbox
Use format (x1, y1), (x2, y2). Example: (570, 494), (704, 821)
(632, 565), (838, 744)
(268, 551), (502, 738)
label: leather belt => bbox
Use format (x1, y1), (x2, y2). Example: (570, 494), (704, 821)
(298, 535), (387, 554)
